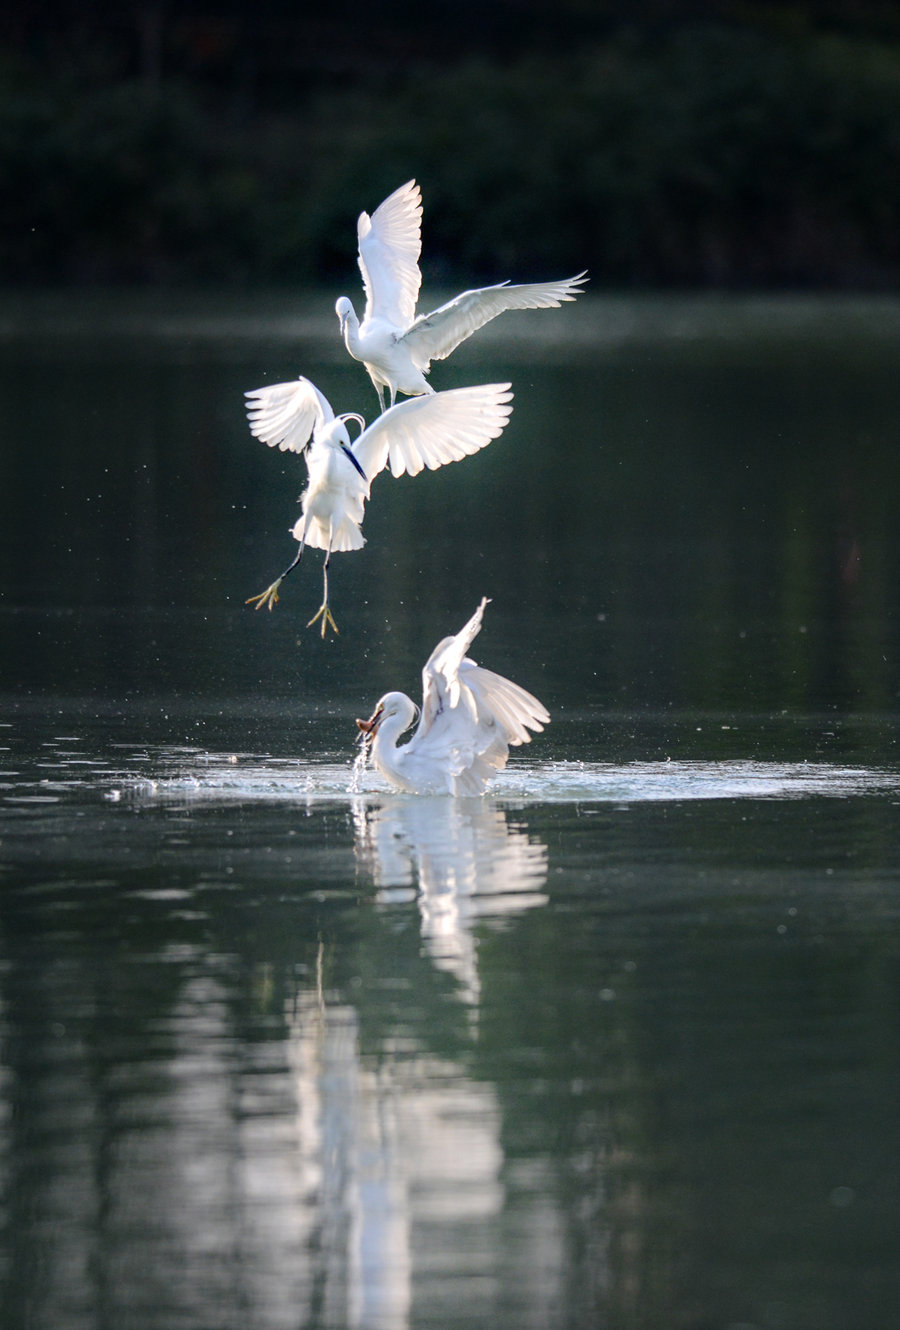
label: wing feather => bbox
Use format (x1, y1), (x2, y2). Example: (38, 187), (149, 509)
(357, 180), (423, 328)
(245, 377), (333, 453)
(408, 599), (549, 793)
(351, 384), (513, 481)
(457, 663), (550, 746)
(417, 598), (490, 738)
(401, 272), (588, 369)
(385, 600), (549, 794)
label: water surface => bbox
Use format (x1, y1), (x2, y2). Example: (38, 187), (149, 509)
(1, 293), (899, 1330)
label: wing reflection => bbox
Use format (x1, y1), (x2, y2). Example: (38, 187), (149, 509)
(286, 988), (508, 1330)
(275, 804), (551, 1325)
(352, 799), (548, 1003)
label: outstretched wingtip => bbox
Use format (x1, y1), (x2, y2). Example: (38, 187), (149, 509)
(465, 596), (491, 636)
(559, 271), (590, 298)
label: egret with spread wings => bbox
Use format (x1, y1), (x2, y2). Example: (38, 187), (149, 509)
(336, 180), (587, 411)
(244, 378), (513, 635)
(356, 598), (549, 794)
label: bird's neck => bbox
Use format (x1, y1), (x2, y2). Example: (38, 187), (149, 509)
(371, 712), (415, 783)
(340, 307), (362, 357)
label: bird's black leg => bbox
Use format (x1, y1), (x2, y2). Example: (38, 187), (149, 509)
(245, 542), (304, 611)
(307, 534), (339, 637)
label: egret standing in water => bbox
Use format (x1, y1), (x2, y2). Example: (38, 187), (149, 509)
(356, 598), (549, 794)
(336, 179), (588, 411)
(244, 378), (513, 635)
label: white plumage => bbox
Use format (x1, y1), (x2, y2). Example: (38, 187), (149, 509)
(356, 598), (549, 795)
(244, 378), (513, 634)
(336, 180), (587, 411)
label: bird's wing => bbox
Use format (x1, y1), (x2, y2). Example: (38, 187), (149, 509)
(351, 383), (513, 480)
(400, 272), (588, 368)
(409, 599), (549, 792)
(416, 660), (550, 792)
(245, 376), (333, 453)
(357, 180), (422, 328)
(413, 598), (489, 747)
(456, 662), (550, 747)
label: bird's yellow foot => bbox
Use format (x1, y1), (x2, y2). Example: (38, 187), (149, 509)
(307, 602), (339, 638)
(245, 579), (282, 611)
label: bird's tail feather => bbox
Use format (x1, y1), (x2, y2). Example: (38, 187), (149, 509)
(291, 515), (365, 553)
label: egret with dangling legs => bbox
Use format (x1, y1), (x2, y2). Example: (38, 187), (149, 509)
(336, 179), (588, 411)
(244, 377), (514, 635)
(356, 598), (549, 795)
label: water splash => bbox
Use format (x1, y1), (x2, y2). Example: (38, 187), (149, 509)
(348, 736), (371, 795)
(105, 754), (900, 808)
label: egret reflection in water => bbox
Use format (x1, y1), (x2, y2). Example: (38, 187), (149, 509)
(284, 986), (513, 1330)
(352, 796), (549, 1003)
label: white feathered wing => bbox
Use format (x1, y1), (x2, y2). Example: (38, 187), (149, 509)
(352, 384), (513, 480)
(408, 598), (550, 795)
(357, 179), (423, 329)
(401, 273), (589, 374)
(244, 376), (333, 453)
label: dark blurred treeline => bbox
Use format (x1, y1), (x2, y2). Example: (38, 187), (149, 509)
(4, 0), (900, 287)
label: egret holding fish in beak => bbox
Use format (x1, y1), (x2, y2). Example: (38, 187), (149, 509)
(356, 598), (549, 794)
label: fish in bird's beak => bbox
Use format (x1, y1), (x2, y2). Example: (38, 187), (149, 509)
(356, 703), (384, 735)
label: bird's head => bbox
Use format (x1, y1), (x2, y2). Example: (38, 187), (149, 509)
(335, 296), (354, 332)
(356, 692), (417, 739)
(320, 412), (364, 451)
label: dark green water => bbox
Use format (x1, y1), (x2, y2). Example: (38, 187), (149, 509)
(0, 293), (899, 1330)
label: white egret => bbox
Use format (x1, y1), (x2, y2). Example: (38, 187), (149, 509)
(356, 598), (549, 795)
(244, 379), (513, 635)
(336, 179), (588, 411)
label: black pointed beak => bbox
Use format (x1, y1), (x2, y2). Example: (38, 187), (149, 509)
(340, 444), (368, 482)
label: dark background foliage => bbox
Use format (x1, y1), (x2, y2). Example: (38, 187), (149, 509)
(3, 1), (900, 286)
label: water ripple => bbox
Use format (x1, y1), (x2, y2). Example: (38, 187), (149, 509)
(113, 754), (900, 806)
